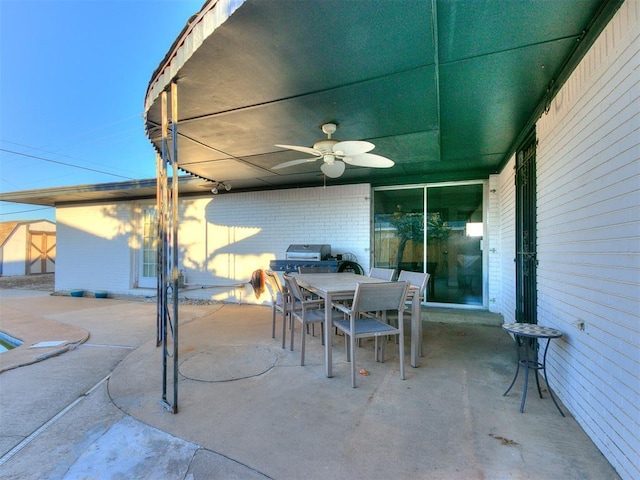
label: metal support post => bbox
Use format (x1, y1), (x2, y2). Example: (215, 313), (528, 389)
(158, 82), (180, 414)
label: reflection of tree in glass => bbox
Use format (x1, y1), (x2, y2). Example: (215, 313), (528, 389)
(427, 213), (452, 277)
(426, 212), (451, 242)
(390, 212), (423, 270)
(389, 212), (451, 271)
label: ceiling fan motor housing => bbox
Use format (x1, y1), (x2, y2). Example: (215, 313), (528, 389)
(313, 138), (339, 155)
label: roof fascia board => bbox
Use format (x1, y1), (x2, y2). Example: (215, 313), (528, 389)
(0, 177), (203, 206)
(144, 0), (246, 113)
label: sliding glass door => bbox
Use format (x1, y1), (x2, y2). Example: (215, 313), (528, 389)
(427, 183), (484, 306)
(373, 187), (425, 272)
(373, 182), (485, 307)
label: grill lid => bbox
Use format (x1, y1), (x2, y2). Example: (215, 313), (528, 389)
(285, 244), (331, 260)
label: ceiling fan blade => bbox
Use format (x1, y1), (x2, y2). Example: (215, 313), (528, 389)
(274, 144), (322, 157)
(272, 157), (319, 170)
(321, 160), (346, 178)
(332, 140), (374, 156)
(342, 153), (395, 168)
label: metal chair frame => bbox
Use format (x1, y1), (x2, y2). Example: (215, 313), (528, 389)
(264, 270), (290, 349)
(397, 270), (430, 356)
(332, 281), (410, 387)
(369, 267), (396, 281)
(284, 274), (343, 366)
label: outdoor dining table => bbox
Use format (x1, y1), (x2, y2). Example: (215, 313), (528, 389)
(294, 272), (422, 377)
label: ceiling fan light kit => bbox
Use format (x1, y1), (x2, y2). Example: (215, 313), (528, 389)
(321, 160), (345, 178)
(273, 123), (394, 178)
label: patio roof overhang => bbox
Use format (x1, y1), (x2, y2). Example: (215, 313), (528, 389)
(144, 0), (623, 191)
(0, 0), (623, 209)
(0, 176), (211, 207)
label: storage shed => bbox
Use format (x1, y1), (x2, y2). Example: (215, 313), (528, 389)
(0, 220), (56, 276)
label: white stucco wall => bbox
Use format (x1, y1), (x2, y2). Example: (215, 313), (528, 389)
(532, 2), (639, 477)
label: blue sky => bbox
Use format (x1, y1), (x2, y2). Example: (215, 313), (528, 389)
(0, 0), (204, 222)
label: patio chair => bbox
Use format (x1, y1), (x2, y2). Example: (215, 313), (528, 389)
(332, 281), (410, 387)
(296, 265), (330, 311)
(369, 267), (395, 281)
(264, 270), (290, 349)
(283, 274), (343, 366)
(362, 267), (396, 325)
(397, 270), (430, 356)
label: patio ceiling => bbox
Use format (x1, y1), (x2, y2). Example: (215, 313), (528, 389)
(144, 0), (621, 192)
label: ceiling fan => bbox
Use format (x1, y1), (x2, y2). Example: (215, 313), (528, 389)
(272, 123), (394, 178)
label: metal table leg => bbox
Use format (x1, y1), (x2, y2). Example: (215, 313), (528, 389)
(503, 337), (522, 397)
(541, 337), (565, 417)
(504, 335), (565, 417)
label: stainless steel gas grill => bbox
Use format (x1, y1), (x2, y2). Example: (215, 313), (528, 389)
(269, 244), (339, 273)
(286, 244), (331, 261)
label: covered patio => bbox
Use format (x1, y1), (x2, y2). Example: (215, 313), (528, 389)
(142, 0), (627, 418)
(108, 302), (617, 479)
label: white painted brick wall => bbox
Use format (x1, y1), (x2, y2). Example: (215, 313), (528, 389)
(55, 185), (371, 301)
(486, 175), (502, 313)
(178, 183), (371, 303)
(534, 2), (639, 478)
(493, 157), (517, 322)
(56, 203), (135, 294)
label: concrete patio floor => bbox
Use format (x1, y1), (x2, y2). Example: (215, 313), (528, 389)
(0, 287), (621, 479)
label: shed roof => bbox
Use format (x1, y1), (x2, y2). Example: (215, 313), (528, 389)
(0, 221), (21, 246)
(0, 219), (54, 248)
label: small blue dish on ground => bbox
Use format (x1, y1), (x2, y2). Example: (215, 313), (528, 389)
(70, 289), (84, 297)
(95, 291), (108, 299)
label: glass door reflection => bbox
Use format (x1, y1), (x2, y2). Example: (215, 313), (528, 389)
(427, 184), (483, 306)
(373, 188), (424, 274)
(373, 183), (484, 307)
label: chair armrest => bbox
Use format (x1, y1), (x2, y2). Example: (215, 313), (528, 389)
(332, 302), (352, 315)
(302, 299), (326, 309)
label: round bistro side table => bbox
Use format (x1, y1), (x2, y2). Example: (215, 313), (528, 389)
(502, 323), (565, 416)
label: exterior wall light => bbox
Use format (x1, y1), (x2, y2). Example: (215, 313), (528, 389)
(211, 182), (231, 194)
